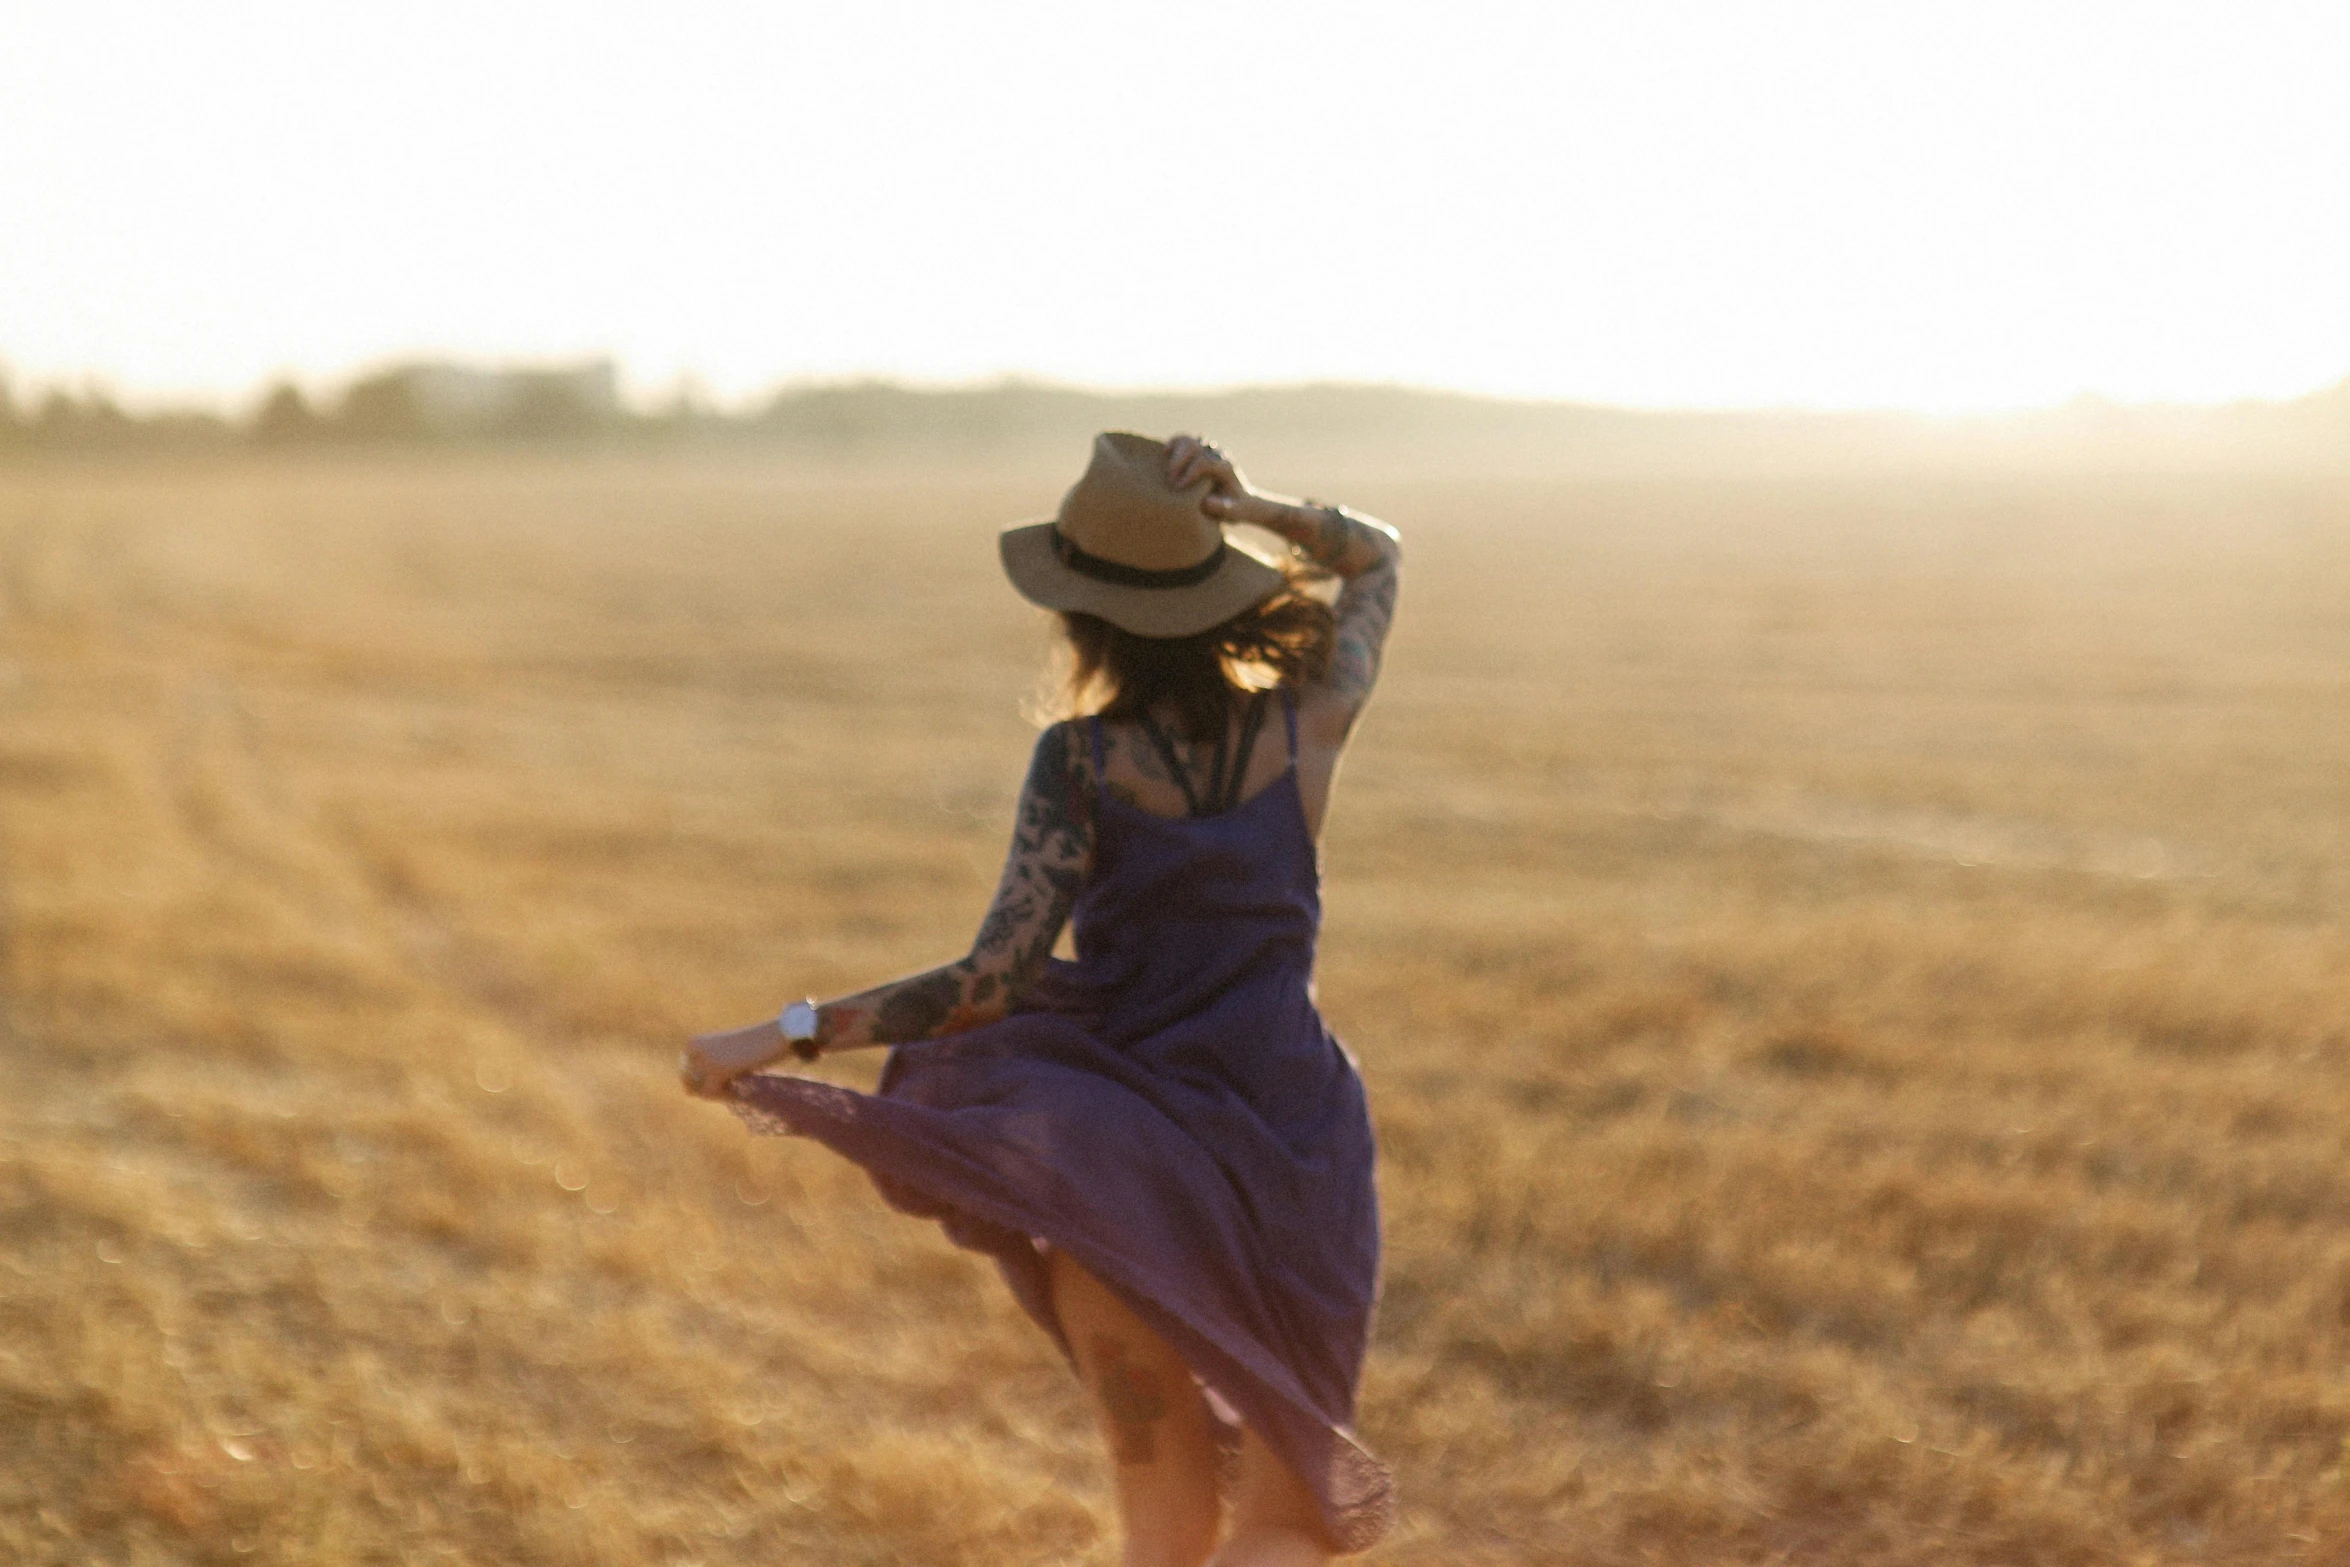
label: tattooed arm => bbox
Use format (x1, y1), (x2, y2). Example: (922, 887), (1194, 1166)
(813, 721), (1093, 1051)
(1255, 501), (1400, 716)
(682, 722), (1094, 1095)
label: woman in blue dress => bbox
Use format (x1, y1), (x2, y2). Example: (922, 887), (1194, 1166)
(682, 431), (1403, 1564)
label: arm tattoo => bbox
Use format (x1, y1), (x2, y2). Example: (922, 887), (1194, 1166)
(815, 723), (1095, 1051)
(1312, 504), (1356, 565)
(873, 969), (962, 1044)
(1326, 560), (1400, 710)
(1257, 501), (1402, 713)
(1093, 1336), (1172, 1465)
(1284, 503), (1395, 576)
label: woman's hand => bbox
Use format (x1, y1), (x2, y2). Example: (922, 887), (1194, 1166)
(1165, 432), (1398, 584)
(680, 1021), (786, 1098)
(1164, 434), (1289, 529)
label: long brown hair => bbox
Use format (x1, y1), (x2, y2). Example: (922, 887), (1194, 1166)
(1059, 563), (1335, 742)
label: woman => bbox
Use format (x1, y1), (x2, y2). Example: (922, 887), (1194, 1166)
(683, 431), (1402, 1564)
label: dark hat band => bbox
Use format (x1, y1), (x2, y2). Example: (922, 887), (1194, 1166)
(1052, 527), (1229, 589)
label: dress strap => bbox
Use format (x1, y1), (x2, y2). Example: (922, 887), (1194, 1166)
(1280, 685), (1299, 765)
(1135, 710), (1207, 817)
(1085, 715), (1108, 793)
(1221, 690), (1271, 812)
(1201, 708), (1233, 818)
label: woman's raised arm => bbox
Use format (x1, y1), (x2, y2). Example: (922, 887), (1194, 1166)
(1255, 501), (1401, 721)
(1164, 434), (1402, 726)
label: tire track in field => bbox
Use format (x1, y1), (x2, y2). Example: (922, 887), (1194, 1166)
(157, 658), (575, 1052)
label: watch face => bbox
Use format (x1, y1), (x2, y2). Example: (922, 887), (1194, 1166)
(783, 1001), (818, 1040)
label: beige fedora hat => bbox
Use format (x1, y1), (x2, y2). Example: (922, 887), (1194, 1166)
(1000, 432), (1286, 638)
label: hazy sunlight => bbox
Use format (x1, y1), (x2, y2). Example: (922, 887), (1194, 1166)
(3, 0), (2346, 412)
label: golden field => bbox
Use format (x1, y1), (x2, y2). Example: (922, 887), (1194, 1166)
(4, 448), (2350, 1565)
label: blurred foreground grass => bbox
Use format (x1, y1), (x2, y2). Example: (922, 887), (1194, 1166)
(4, 451), (2350, 1564)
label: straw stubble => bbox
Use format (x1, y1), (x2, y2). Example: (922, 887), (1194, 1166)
(3, 450), (2349, 1563)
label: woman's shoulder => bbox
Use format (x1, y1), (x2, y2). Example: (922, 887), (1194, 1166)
(1027, 715), (1101, 794)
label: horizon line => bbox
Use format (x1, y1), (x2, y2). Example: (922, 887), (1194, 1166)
(5, 356), (2348, 426)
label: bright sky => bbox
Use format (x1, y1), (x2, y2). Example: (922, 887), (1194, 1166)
(2, 1), (2346, 414)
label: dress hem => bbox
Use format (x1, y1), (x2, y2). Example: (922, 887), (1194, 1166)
(726, 1070), (1395, 1554)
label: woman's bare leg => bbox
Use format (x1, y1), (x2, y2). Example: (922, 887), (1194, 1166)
(1210, 1426), (1331, 1567)
(1047, 1250), (1221, 1567)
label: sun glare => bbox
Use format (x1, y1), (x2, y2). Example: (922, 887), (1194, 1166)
(1, 0), (2344, 412)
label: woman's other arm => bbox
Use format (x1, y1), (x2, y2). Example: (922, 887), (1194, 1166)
(682, 723), (1093, 1095)
(1164, 434), (1402, 727)
(1255, 500), (1400, 725)
(817, 722), (1092, 1049)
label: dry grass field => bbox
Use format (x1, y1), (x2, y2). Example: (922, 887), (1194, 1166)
(5, 446), (2350, 1565)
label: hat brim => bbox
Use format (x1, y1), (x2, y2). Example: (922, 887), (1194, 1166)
(999, 521), (1287, 638)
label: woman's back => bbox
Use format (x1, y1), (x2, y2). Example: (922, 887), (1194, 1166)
(1094, 689), (1298, 824)
(1047, 693), (1324, 1056)
(1090, 552), (1398, 843)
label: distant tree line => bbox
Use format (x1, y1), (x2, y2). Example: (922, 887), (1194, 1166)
(0, 357), (1682, 457)
(2, 356), (2345, 468)
(0, 359), (636, 452)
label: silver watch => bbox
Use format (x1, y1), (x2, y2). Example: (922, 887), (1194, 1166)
(779, 998), (821, 1060)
